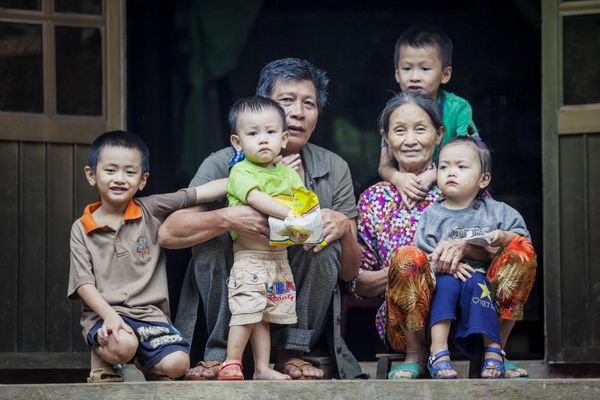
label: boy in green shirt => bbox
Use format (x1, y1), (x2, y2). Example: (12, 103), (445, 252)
(379, 24), (478, 208)
(217, 96), (310, 380)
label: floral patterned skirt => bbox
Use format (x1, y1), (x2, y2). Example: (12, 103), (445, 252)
(383, 237), (537, 352)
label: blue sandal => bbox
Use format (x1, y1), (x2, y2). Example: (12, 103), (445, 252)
(481, 347), (505, 379)
(427, 350), (457, 379)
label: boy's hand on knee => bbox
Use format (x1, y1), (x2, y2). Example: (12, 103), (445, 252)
(101, 313), (134, 343)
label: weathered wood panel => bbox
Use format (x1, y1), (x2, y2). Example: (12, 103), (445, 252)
(18, 143), (47, 351)
(559, 135), (588, 348)
(0, 142), (19, 352)
(588, 134), (600, 347)
(72, 144), (98, 352)
(46, 144), (75, 352)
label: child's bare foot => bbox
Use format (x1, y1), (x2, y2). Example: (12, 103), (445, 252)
(254, 367), (292, 380)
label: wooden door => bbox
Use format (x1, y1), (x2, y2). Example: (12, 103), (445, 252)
(0, 0), (125, 368)
(543, 0), (600, 363)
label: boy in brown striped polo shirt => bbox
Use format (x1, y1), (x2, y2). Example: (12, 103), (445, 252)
(68, 130), (224, 382)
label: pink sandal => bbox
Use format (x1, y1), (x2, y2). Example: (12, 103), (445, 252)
(218, 359), (244, 380)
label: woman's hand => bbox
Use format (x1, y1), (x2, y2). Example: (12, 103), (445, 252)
(390, 171), (429, 208)
(488, 230), (519, 247)
(431, 239), (468, 274)
(452, 262), (474, 282)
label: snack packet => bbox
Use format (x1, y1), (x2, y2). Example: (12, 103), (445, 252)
(268, 187), (325, 246)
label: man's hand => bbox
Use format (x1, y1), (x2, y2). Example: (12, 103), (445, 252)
(306, 208), (349, 253)
(224, 205), (269, 244)
(99, 312), (133, 345)
(431, 239), (468, 274)
(390, 171), (429, 208)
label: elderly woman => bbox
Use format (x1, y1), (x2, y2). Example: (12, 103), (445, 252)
(354, 92), (536, 379)
(159, 58), (362, 380)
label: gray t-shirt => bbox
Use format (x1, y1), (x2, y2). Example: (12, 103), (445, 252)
(413, 198), (530, 272)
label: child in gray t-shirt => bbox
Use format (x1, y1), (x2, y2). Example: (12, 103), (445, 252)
(414, 136), (529, 379)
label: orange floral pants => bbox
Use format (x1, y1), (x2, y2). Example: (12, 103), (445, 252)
(385, 237), (537, 352)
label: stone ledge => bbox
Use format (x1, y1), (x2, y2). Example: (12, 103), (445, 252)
(1, 379), (600, 400)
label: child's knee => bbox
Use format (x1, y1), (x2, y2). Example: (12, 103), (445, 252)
(98, 330), (138, 364)
(389, 246), (430, 277)
(157, 351), (190, 379)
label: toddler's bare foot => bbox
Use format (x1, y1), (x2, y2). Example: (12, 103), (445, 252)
(254, 367), (292, 380)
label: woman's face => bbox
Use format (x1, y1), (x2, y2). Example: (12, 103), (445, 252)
(383, 102), (443, 173)
(271, 79), (319, 155)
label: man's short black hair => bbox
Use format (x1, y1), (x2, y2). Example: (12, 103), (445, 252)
(87, 130), (150, 173)
(256, 58), (329, 111)
(228, 96), (287, 135)
(394, 24), (453, 69)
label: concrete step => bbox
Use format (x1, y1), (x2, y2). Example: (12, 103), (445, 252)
(2, 379), (600, 400)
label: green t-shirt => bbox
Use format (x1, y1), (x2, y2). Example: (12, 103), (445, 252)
(227, 159), (305, 239)
(434, 90), (478, 161)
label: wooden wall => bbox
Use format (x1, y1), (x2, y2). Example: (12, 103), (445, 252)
(550, 133), (600, 361)
(0, 141), (97, 368)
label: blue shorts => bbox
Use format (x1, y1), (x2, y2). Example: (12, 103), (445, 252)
(429, 272), (501, 358)
(87, 315), (190, 369)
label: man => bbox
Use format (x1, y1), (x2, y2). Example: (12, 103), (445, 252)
(159, 58), (362, 380)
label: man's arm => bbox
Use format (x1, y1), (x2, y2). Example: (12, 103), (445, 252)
(322, 156), (362, 281)
(337, 217), (361, 282)
(159, 204), (269, 249)
(159, 149), (269, 249)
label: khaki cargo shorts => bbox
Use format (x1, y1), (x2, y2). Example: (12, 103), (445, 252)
(228, 250), (297, 326)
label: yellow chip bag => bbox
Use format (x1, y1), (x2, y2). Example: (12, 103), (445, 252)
(268, 187), (326, 246)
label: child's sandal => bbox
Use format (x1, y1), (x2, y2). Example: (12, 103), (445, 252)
(427, 350), (457, 379)
(481, 347), (505, 379)
(87, 367), (124, 383)
(218, 359), (244, 380)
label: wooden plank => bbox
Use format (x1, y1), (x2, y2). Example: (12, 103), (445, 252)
(559, 136), (589, 349)
(18, 142), (47, 351)
(0, 114), (105, 144)
(0, 352), (89, 369)
(0, 142), (19, 352)
(541, 0), (562, 363)
(588, 134), (600, 347)
(46, 144), (74, 352)
(72, 144), (98, 352)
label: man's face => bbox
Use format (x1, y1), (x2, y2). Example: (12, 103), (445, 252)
(270, 79), (319, 155)
(395, 45), (452, 101)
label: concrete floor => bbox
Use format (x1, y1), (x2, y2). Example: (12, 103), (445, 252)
(2, 379), (600, 400)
